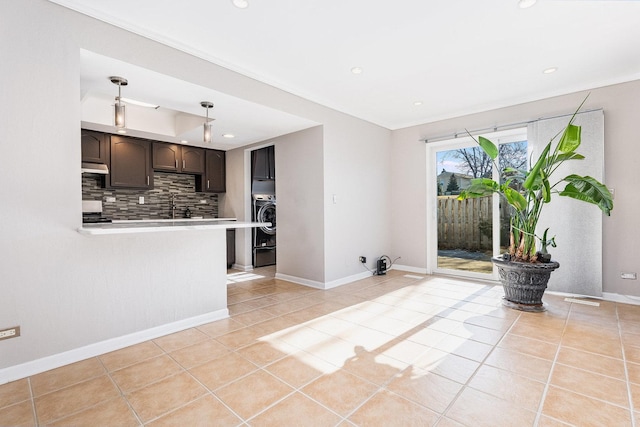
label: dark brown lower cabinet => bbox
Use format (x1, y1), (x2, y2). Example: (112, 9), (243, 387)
(227, 228), (235, 268)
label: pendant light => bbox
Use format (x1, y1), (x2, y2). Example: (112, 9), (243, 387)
(201, 101), (214, 143)
(110, 76), (128, 132)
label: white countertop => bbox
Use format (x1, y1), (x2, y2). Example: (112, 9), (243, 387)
(78, 218), (269, 235)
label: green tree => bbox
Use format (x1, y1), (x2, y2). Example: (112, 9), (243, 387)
(446, 174), (460, 193)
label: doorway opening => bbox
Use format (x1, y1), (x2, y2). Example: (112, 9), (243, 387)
(251, 146), (276, 268)
(427, 129), (528, 280)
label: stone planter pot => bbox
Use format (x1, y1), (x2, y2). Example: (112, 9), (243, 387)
(492, 256), (560, 312)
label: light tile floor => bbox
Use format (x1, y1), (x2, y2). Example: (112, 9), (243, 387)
(3, 268), (640, 426)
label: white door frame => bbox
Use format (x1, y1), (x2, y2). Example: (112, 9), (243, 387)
(426, 128), (527, 281)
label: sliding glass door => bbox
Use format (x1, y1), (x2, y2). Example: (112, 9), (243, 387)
(426, 129), (527, 279)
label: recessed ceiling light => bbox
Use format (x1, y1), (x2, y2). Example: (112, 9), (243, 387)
(232, 0), (249, 9)
(222, 134), (235, 139)
(518, 0), (537, 9)
(180, 140), (188, 144)
(543, 67), (558, 74)
(117, 129), (127, 134)
(414, 101), (423, 106)
(351, 67), (363, 75)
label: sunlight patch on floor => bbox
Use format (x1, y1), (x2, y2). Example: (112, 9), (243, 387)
(226, 271), (266, 284)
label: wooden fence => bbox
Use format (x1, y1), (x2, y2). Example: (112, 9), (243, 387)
(437, 195), (493, 251)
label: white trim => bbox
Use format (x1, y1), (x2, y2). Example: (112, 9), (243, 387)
(275, 273), (326, 289)
(0, 309), (229, 385)
(602, 292), (640, 306)
(392, 264), (428, 275)
(426, 128), (527, 282)
(231, 263), (253, 272)
(323, 271), (373, 290)
(275, 270), (375, 290)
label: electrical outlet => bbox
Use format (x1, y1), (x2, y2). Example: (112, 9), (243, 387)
(105, 196), (116, 203)
(200, 200), (207, 204)
(621, 272), (637, 280)
(0, 326), (20, 341)
(359, 256), (366, 263)
(138, 196), (144, 204)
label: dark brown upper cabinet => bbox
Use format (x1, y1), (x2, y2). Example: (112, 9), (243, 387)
(152, 143), (205, 174)
(81, 129), (108, 164)
(110, 135), (153, 189)
(181, 146), (206, 174)
(197, 149), (225, 193)
(251, 145), (275, 180)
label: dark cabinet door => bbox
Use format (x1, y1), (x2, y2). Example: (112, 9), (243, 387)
(81, 129), (108, 163)
(251, 146), (275, 180)
(152, 143), (204, 174)
(201, 150), (225, 193)
(267, 145), (275, 180)
(226, 228), (236, 268)
(181, 146), (205, 174)
(110, 135), (153, 189)
(152, 143), (180, 172)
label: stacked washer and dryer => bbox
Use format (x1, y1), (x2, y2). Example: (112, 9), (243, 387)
(251, 146), (276, 267)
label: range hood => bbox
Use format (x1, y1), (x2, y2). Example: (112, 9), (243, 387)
(81, 162), (109, 175)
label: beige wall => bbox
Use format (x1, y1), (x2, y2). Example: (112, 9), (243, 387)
(391, 80), (640, 296)
(225, 126), (326, 282)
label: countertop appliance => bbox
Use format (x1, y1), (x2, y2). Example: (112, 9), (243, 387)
(82, 200), (112, 223)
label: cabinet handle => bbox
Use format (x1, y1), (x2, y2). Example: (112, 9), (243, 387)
(147, 176), (150, 186)
(175, 159), (178, 168)
(207, 179), (210, 189)
(183, 160), (186, 169)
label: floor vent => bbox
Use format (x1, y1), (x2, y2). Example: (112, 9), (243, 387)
(404, 274), (424, 280)
(564, 297), (600, 307)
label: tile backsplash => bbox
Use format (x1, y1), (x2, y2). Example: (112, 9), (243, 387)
(82, 172), (219, 220)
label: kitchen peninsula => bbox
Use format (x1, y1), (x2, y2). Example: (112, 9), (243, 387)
(30, 216), (273, 385)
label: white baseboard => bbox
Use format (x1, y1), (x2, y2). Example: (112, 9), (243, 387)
(323, 271), (373, 289)
(231, 263), (253, 272)
(275, 273), (326, 289)
(392, 264), (428, 275)
(275, 270), (374, 290)
(602, 292), (640, 306)
(0, 308), (229, 385)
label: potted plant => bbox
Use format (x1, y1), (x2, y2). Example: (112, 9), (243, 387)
(458, 98), (613, 312)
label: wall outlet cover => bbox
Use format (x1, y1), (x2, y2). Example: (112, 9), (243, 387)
(0, 326), (20, 341)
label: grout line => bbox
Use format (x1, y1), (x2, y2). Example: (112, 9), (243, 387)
(102, 354), (164, 426)
(532, 302), (572, 426)
(617, 303), (637, 427)
(440, 311), (523, 420)
(27, 377), (38, 427)
(175, 358), (249, 424)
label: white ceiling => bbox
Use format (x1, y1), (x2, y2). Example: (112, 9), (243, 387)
(79, 50), (319, 149)
(53, 0), (640, 145)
